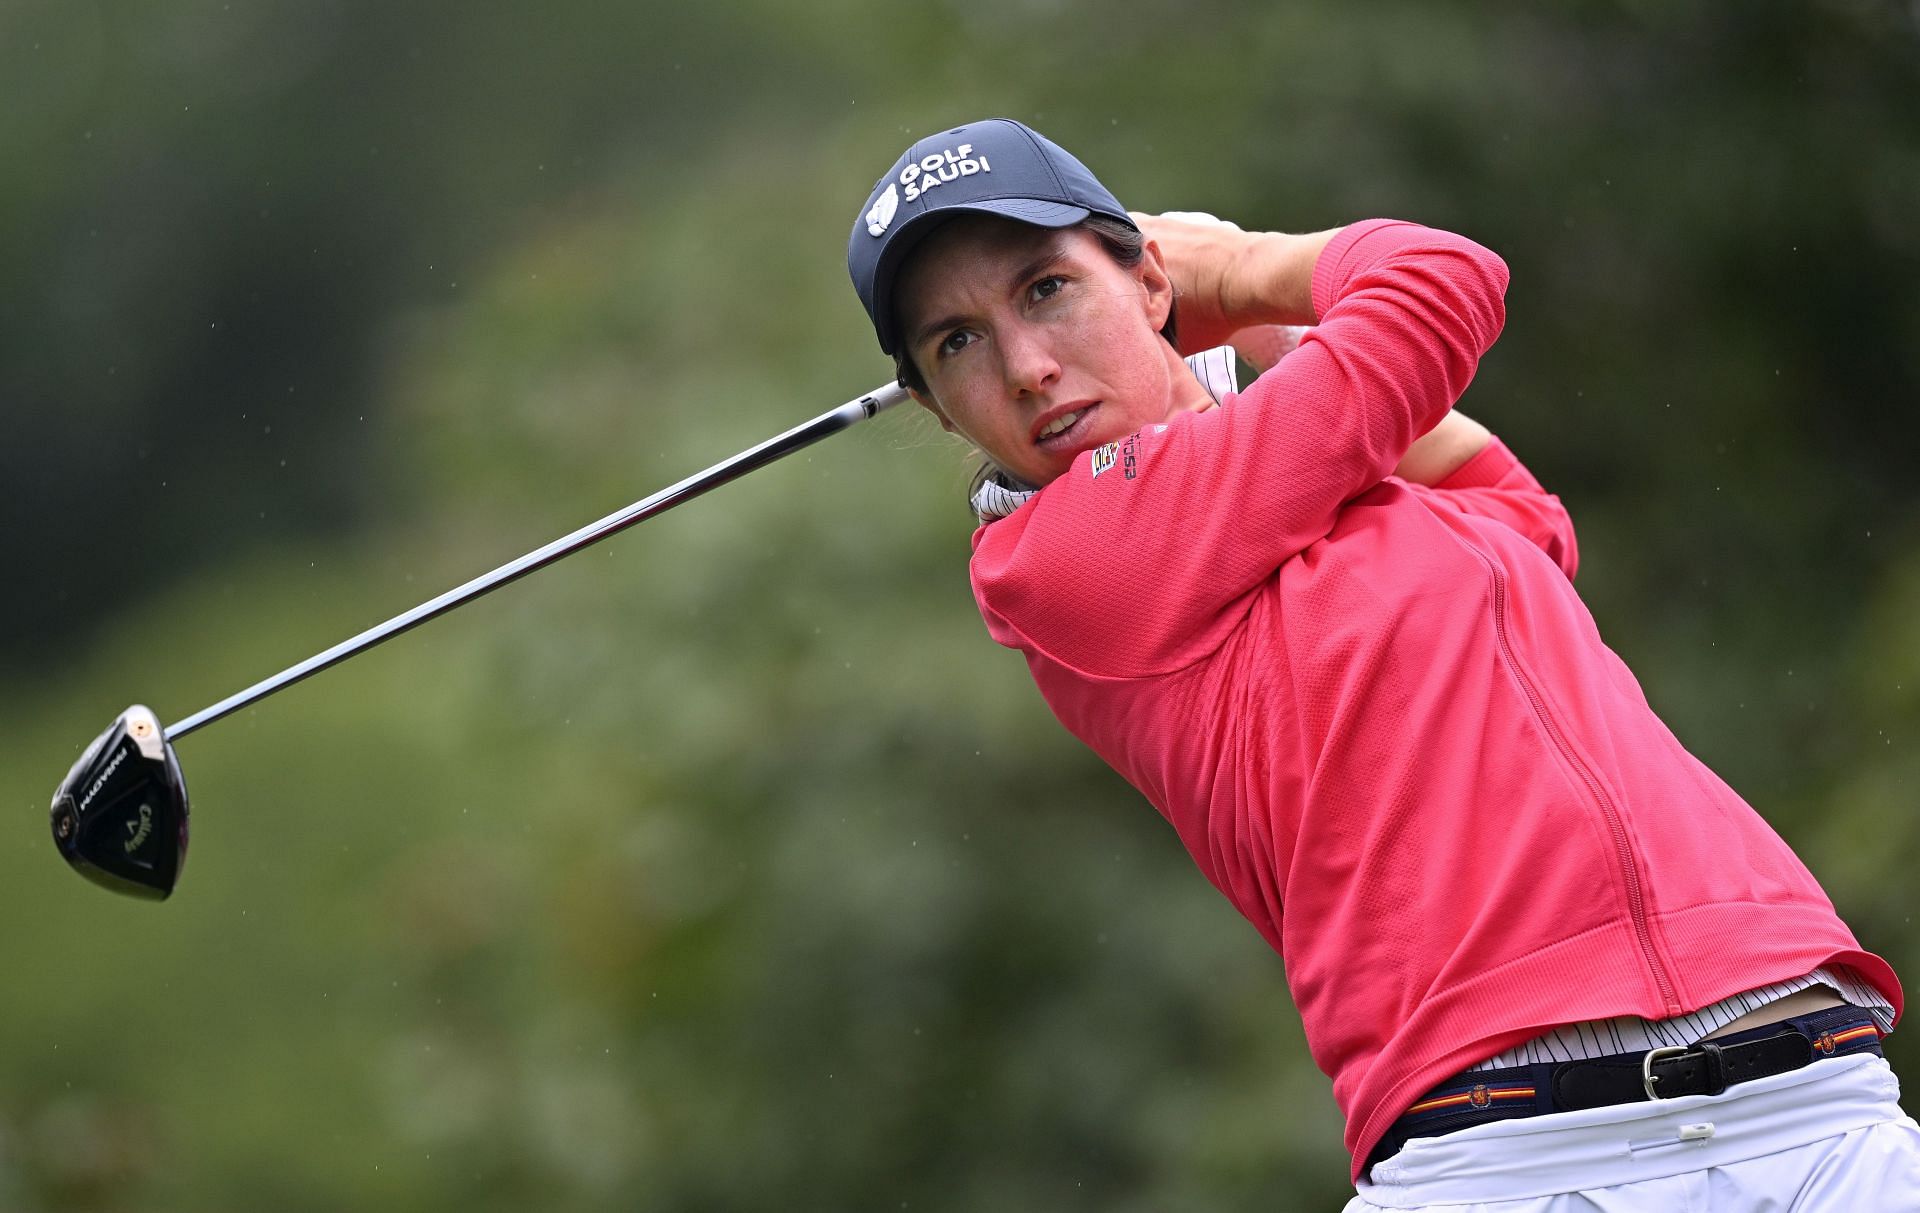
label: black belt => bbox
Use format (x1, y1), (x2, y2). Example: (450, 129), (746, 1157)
(1369, 1003), (1885, 1169)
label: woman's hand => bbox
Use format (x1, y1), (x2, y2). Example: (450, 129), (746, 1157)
(1131, 211), (1335, 355)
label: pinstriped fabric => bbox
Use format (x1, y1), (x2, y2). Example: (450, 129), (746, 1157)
(1183, 342), (1239, 404)
(1464, 965), (1896, 1072)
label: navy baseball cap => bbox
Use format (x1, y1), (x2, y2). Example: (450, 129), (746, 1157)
(847, 118), (1135, 355)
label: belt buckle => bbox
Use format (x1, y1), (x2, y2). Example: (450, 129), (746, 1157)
(1641, 1045), (1690, 1099)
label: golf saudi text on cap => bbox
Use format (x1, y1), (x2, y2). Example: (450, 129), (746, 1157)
(847, 118), (1135, 355)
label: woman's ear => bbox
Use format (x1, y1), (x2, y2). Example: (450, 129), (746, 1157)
(1136, 238), (1175, 332)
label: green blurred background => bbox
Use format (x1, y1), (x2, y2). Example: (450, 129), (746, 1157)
(5, 1), (1918, 1208)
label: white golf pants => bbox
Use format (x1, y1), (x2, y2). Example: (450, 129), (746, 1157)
(1346, 1053), (1920, 1211)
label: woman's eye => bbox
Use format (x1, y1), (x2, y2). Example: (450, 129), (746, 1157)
(1030, 276), (1065, 302)
(938, 330), (973, 356)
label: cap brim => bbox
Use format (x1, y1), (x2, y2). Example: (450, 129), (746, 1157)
(954, 198), (1093, 229)
(872, 199), (1096, 354)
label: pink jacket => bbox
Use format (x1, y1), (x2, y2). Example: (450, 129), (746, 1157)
(967, 219), (1902, 1179)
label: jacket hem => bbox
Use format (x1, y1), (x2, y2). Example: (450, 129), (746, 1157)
(1341, 900), (1895, 1182)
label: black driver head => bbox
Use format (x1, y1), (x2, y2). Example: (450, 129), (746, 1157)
(50, 705), (190, 899)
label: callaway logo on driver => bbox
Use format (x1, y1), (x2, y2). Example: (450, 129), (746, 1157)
(50, 705), (189, 899)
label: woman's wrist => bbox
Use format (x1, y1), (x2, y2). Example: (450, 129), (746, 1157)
(1224, 230), (1340, 329)
(1133, 213), (1341, 352)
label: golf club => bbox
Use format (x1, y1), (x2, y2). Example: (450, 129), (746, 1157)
(50, 380), (912, 899)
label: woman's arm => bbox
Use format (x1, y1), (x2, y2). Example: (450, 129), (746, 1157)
(1402, 440), (1580, 579)
(1392, 410), (1491, 484)
(1132, 212), (1337, 351)
(972, 219), (1511, 678)
(1223, 321), (1494, 486)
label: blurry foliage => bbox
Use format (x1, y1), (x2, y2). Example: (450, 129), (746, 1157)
(3, 1), (1918, 1209)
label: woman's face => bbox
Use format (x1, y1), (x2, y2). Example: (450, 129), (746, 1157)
(895, 215), (1207, 488)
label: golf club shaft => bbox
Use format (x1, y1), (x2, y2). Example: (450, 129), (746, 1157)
(165, 381), (912, 739)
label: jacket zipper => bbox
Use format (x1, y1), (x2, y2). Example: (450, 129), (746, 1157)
(1471, 543), (1682, 1015)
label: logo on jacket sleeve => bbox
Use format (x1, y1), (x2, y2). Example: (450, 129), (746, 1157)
(1088, 433), (1143, 481)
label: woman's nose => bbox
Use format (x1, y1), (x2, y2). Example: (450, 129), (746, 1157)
(999, 325), (1061, 395)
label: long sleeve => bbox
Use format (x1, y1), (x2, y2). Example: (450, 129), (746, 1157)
(970, 219), (1510, 678)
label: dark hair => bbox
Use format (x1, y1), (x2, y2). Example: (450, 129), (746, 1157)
(890, 214), (1178, 393)
(890, 214), (1180, 508)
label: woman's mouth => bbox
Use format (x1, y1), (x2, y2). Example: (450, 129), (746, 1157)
(1033, 403), (1099, 452)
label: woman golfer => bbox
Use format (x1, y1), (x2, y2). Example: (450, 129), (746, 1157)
(847, 119), (1918, 1209)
